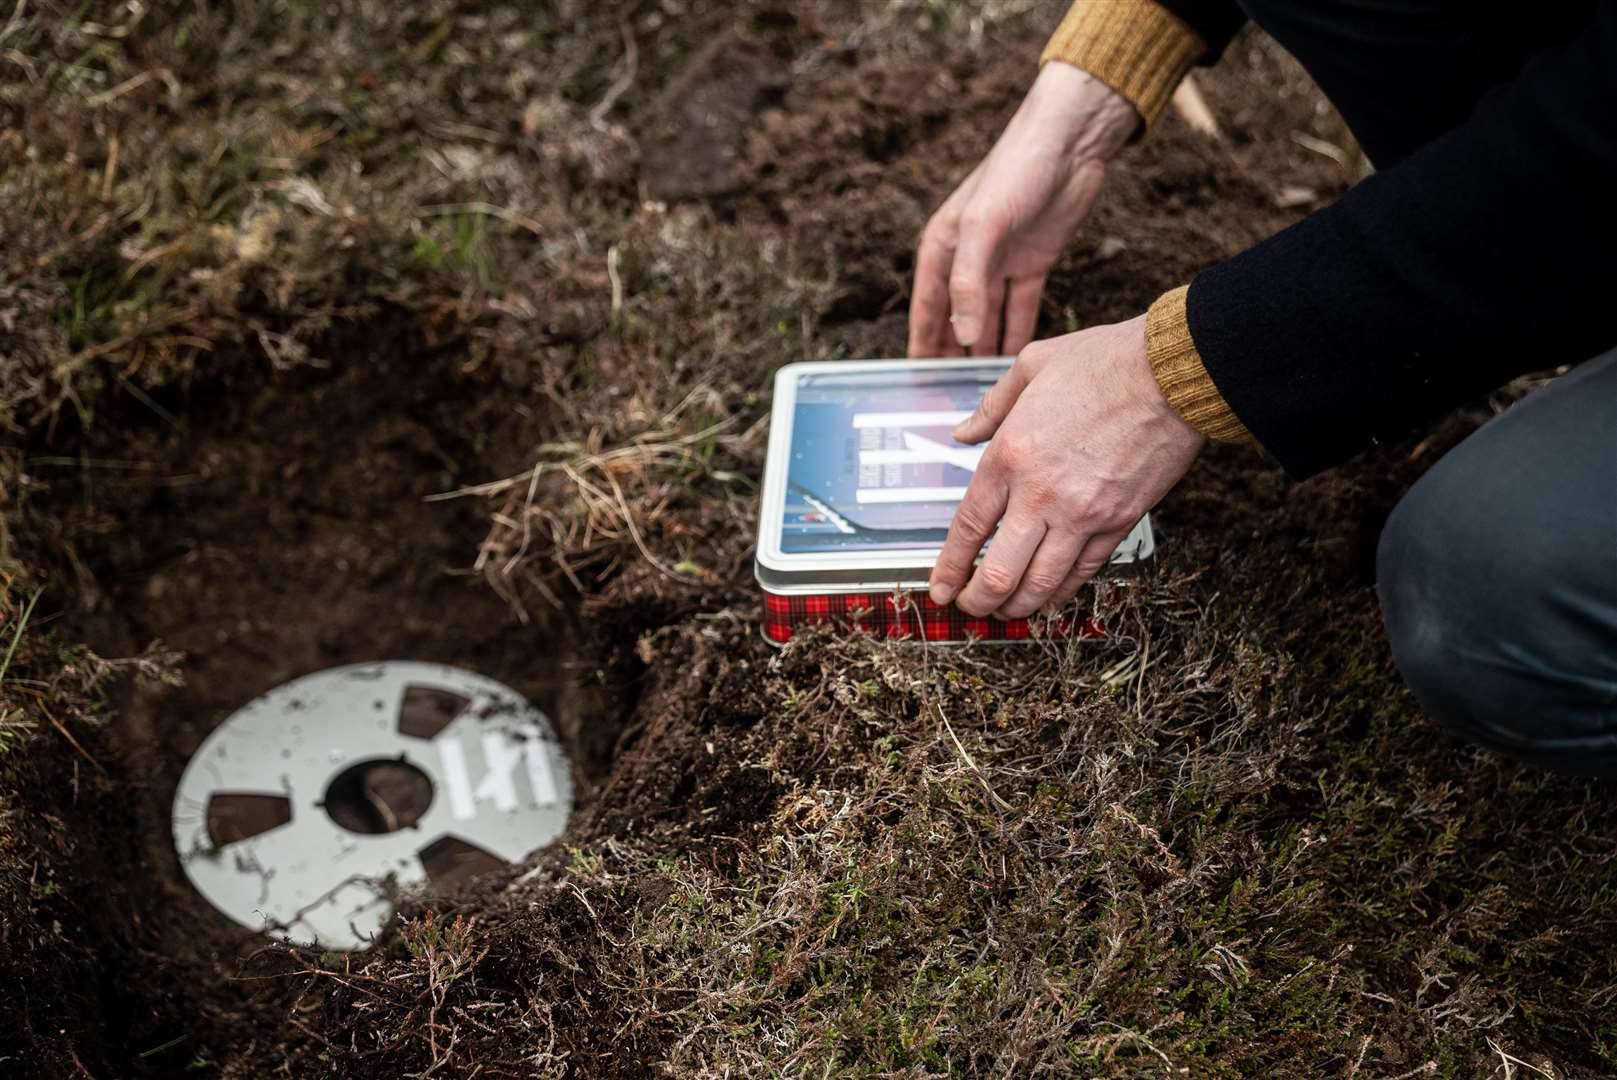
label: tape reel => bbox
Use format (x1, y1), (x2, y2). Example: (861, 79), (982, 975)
(171, 662), (573, 950)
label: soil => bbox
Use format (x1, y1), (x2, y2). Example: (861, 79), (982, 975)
(6, 7), (1607, 1079)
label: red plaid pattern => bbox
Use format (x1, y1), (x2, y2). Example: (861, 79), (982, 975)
(761, 589), (1105, 644)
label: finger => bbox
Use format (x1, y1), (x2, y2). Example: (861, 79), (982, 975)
(953, 349), (1034, 444)
(967, 277), (1007, 357)
(993, 530), (1082, 620)
(948, 207), (1008, 351)
(928, 472), (1008, 606)
(954, 510), (1047, 617)
(908, 225), (956, 358)
(1043, 527), (1130, 611)
(1001, 276), (1044, 357)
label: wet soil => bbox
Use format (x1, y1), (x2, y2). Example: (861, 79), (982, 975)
(17, 327), (637, 1059)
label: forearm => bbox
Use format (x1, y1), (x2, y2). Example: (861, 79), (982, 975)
(1147, 5), (1617, 476)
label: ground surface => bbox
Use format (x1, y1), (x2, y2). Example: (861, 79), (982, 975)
(3, 3), (1615, 1078)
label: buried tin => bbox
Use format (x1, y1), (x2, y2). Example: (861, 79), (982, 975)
(755, 358), (1154, 643)
(170, 662), (573, 950)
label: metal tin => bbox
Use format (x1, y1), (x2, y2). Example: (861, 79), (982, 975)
(755, 358), (1154, 644)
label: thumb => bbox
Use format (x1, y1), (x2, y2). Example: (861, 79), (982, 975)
(947, 208), (1007, 350)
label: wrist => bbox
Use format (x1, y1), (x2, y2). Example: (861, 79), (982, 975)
(1039, 0), (1207, 134)
(1144, 287), (1253, 445)
(1026, 62), (1140, 163)
(1110, 312), (1207, 456)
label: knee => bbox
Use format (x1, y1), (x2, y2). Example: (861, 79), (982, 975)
(1375, 470), (1611, 770)
(1376, 488), (1480, 735)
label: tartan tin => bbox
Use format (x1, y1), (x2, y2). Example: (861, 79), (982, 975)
(754, 358), (1154, 645)
(760, 588), (1108, 645)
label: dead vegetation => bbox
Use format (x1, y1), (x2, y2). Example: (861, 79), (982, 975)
(2, 2), (1615, 1078)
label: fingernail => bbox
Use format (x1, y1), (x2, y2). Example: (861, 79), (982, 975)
(953, 316), (980, 347)
(930, 583), (955, 606)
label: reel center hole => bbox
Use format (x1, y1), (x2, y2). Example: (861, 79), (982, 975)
(322, 758), (434, 834)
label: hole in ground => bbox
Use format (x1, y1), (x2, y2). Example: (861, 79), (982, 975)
(20, 322), (661, 1077)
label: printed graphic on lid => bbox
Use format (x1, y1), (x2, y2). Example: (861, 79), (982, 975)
(783, 365), (1004, 554)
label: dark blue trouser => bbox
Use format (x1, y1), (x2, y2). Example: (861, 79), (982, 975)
(1377, 348), (1617, 773)
(1234, 0), (1617, 769)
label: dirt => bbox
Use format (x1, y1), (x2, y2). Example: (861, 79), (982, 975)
(5, 6), (1613, 1078)
(14, 325), (640, 1057)
(639, 32), (791, 204)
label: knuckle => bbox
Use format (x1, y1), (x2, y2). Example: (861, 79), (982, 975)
(959, 205), (999, 233)
(1060, 489), (1111, 524)
(1022, 481), (1059, 510)
(1094, 507), (1134, 534)
(948, 272), (984, 299)
(1023, 570), (1064, 594)
(974, 564), (1018, 596)
(951, 503), (994, 539)
(993, 435), (1035, 470)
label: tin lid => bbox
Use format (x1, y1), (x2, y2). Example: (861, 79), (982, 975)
(755, 514), (1154, 593)
(753, 358), (1155, 594)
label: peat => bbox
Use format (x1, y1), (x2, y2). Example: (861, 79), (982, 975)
(4, 6), (1615, 1078)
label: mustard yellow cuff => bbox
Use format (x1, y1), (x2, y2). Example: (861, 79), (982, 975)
(1040, 1), (1208, 132)
(1145, 286), (1255, 444)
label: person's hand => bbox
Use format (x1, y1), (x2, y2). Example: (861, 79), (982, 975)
(928, 315), (1203, 618)
(908, 62), (1139, 359)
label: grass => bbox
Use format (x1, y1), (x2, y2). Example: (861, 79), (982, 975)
(1, 2), (1614, 1078)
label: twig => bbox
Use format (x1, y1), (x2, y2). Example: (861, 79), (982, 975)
(1488, 1039), (1557, 1079)
(937, 704), (1013, 812)
(0, 586), (42, 685)
(1346, 1033), (1373, 1079)
(1380, 1063), (1438, 1080)
(86, 68), (171, 107)
(597, 465), (688, 583)
(420, 201), (545, 239)
(1170, 74), (1221, 139)
(424, 466), (538, 503)
(0, 0), (27, 46)
(589, 20), (638, 129)
(39, 700), (108, 776)
(606, 244), (623, 315)
(1291, 130), (1352, 166)
(99, 134), (118, 201)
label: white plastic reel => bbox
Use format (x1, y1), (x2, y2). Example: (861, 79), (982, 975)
(170, 662), (573, 950)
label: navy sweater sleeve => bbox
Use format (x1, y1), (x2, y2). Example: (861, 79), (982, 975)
(1158, 0), (1247, 61)
(1186, 2), (1617, 478)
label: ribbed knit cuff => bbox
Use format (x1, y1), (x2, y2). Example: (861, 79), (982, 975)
(1145, 286), (1254, 444)
(1040, 1), (1207, 132)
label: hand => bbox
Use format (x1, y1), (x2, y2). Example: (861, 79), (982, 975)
(908, 62), (1139, 359)
(928, 316), (1203, 619)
